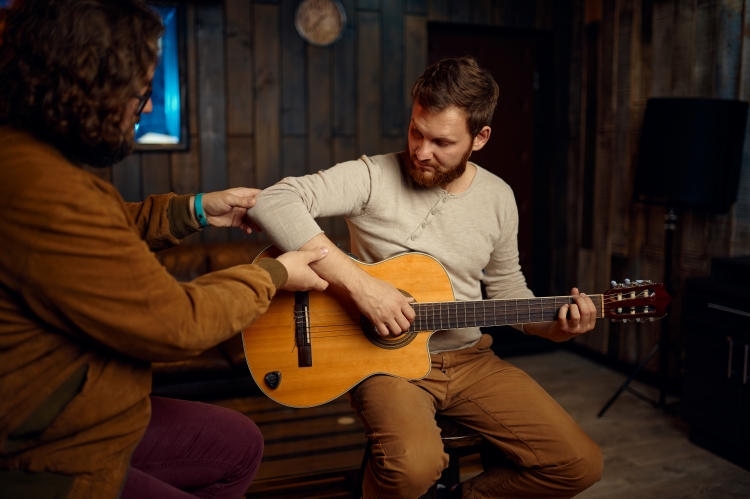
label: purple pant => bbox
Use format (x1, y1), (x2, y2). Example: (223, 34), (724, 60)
(120, 396), (263, 499)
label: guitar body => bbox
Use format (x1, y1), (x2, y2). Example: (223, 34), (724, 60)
(242, 248), (456, 408)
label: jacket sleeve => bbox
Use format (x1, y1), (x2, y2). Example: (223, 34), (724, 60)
(249, 158), (373, 251)
(124, 194), (201, 251)
(11, 179), (285, 362)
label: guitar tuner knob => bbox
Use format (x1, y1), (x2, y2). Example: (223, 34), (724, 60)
(624, 278), (631, 286)
(649, 317), (655, 322)
(636, 280), (644, 285)
(610, 280), (617, 288)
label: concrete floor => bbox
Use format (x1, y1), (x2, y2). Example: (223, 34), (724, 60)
(508, 350), (750, 499)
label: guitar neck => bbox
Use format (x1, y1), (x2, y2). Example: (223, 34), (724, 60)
(408, 295), (604, 332)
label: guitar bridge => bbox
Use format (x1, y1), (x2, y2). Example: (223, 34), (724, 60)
(295, 291), (312, 367)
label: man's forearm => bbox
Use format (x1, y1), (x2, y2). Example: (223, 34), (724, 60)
(298, 233), (416, 336)
(298, 233), (368, 293)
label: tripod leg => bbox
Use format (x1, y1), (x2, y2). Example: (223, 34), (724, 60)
(597, 341), (661, 418)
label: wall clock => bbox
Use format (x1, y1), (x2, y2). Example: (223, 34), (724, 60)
(294, 0), (347, 47)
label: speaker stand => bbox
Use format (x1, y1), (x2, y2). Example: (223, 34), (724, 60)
(597, 207), (676, 418)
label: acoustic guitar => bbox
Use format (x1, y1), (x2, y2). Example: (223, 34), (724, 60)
(242, 246), (671, 408)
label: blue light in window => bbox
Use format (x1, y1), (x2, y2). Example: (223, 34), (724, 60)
(136, 6), (181, 145)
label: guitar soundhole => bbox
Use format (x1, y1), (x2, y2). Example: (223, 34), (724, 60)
(360, 289), (418, 350)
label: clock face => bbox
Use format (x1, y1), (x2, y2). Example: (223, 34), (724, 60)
(295, 0), (347, 47)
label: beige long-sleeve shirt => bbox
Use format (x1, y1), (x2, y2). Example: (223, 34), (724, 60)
(251, 152), (534, 352)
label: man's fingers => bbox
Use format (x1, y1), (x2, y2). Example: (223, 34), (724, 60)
(313, 277), (329, 292)
(376, 323), (390, 337)
(223, 193), (256, 209)
(401, 303), (416, 322)
(303, 246), (329, 263)
(569, 303), (581, 324)
(395, 315), (411, 332)
(240, 196), (256, 208)
(387, 319), (404, 336)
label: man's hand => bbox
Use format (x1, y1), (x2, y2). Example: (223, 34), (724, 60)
(351, 274), (415, 337)
(540, 287), (597, 342)
(191, 188), (262, 234)
(276, 247), (330, 292)
(292, 233), (415, 337)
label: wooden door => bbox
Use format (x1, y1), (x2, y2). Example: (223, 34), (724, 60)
(428, 23), (553, 294)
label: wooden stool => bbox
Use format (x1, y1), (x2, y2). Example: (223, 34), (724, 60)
(352, 417), (507, 499)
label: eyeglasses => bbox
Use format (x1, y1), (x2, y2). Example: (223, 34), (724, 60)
(134, 86), (153, 116)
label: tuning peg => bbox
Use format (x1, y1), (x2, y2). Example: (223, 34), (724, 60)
(611, 280), (618, 288)
(649, 317), (655, 322)
(636, 280), (644, 285)
(624, 278), (631, 286)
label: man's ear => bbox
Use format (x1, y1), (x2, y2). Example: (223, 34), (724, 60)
(472, 126), (491, 151)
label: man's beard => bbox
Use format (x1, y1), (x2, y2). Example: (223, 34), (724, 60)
(75, 136), (135, 168)
(59, 128), (136, 168)
(401, 146), (473, 188)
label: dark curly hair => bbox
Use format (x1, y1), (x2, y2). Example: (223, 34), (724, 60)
(411, 56), (499, 138)
(0, 0), (163, 165)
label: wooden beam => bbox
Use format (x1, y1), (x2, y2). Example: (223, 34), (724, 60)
(254, 3), (282, 189)
(333, 0), (356, 136)
(383, 0), (405, 136)
(112, 154), (142, 202)
(281, 0), (306, 135)
(196, 1), (228, 195)
(307, 45), (332, 174)
(226, 0), (254, 135)
(358, 11), (382, 156)
(141, 152), (171, 199)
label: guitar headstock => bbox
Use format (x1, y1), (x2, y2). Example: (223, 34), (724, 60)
(603, 279), (671, 322)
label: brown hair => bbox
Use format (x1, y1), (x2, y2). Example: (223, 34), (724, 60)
(411, 56), (499, 137)
(0, 0), (163, 156)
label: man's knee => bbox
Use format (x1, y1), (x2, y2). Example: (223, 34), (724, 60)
(232, 413), (264, 476)
(547, 439), (603, 494)
(207, 406), (264, 482)
(365, 438), (448, 498)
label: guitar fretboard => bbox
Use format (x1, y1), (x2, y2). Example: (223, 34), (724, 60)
(408, 295), (604, 332)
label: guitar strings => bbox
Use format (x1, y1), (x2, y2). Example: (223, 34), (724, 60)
(297, 291), (650, 314)
(290, 290), (657, 337)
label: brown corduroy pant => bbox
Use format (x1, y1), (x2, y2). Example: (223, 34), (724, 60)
(350, 334), (603, 499)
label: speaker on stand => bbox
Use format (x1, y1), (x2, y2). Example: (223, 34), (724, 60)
(597, 98), (748, 418)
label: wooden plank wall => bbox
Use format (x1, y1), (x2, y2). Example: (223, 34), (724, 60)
(99, 0), (560, 246)
(568, 0), (750, 382)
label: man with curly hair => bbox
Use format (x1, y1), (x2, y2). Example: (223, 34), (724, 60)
(0, 1), (329, 498)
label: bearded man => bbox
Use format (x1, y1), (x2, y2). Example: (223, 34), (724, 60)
(249, 57), (603, 499)
(0, 1), (329, 498)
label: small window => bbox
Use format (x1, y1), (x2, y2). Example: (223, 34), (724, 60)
(136, 3), (188, 151)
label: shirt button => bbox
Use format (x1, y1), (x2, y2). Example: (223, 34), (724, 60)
(411, 235), (416, 240)
(421, 222), (426, 228)
(431, 209), (436, 215)
(442, 198), (448, 203)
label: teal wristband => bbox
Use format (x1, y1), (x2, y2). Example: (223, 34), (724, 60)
(194, 192), (209, 228)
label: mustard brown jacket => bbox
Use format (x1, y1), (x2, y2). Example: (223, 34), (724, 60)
(0, 127), (286, 498)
